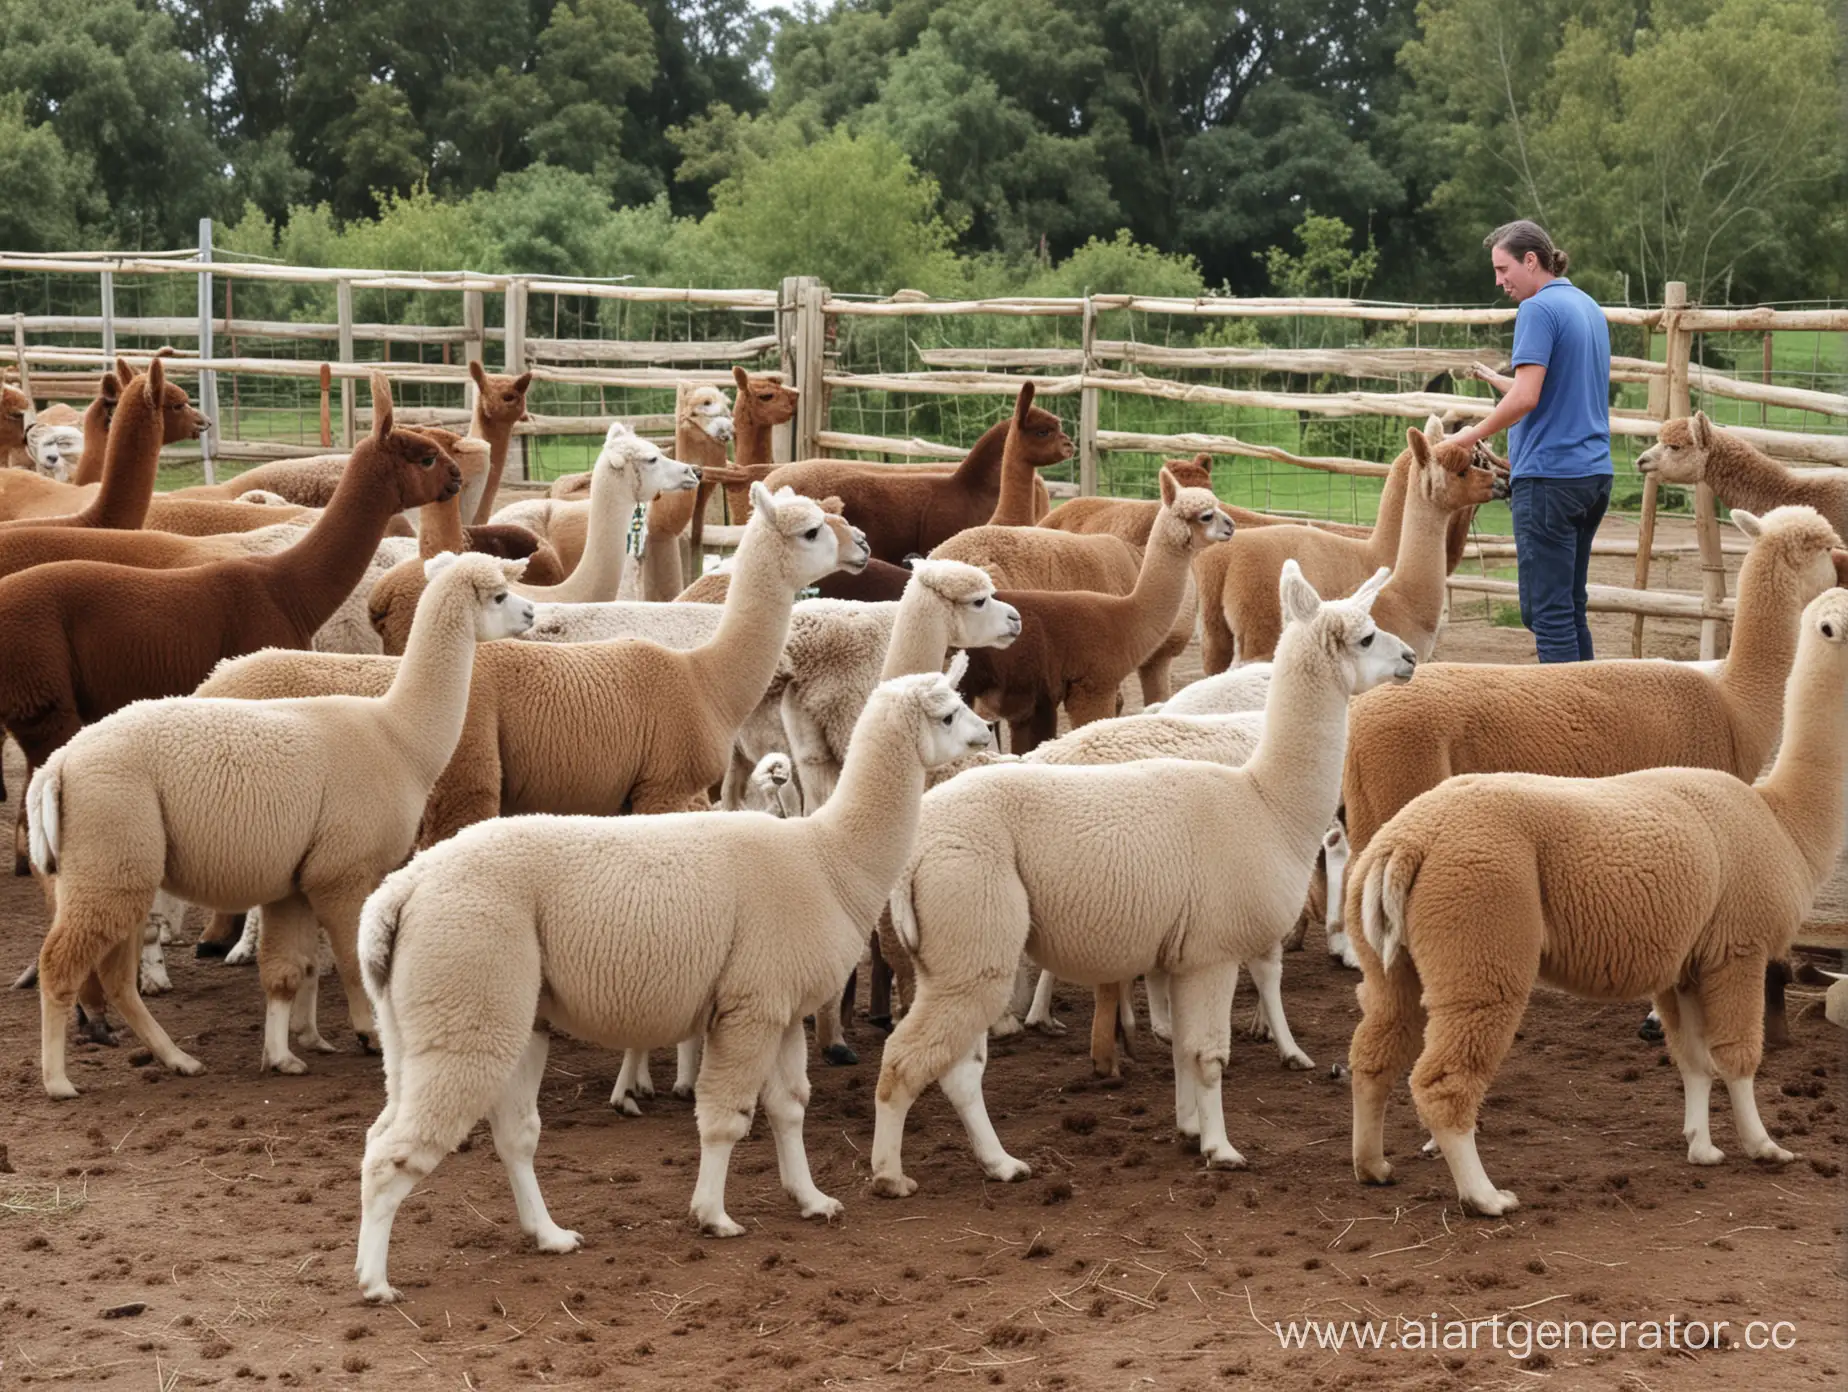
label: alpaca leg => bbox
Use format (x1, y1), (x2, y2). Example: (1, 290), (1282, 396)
(1023, 970), (1062, 1033)
(14, 794), (31, 877)
(1428, 1127), (1519, 1217)
(872, 971), (1015, 1197)
(74, 970), (115, 1046)
(611, 1049), (651, 1115)
(990, 957), (1037, 1038)
(306, 885), (379, 1048)
(1697, 958), (1792, 1163)
(1199, 606), (1235, 677)
(199, 910), (246, 960)
(935, 1032), (1029, 1182)
(1245, 943), (1313, 1070)
(762, 1019), (841, 1220)
(688, 1016), (781, 1237)
(95, 935), (205, 1079)
(719, 748), (753, 811)
(814, 991), (857, 1067)
(1136, 653), (1175, 707)
(138, 891), (182, 995)
(1168, 965), (1244, 1167)
(1348, 954), (1427, 1185)
(257, 895), (320, 1075)
(1410, 995), (1527, 1215)
(1088, 982), (1125, 1078)
(868, 932), (894, 1027)
(225, 907), (262, 965)
(673, 1036), (701, 1099)
(289, 956), (335, 1053)
(1145, 968), (1173, 1042)
(487, 1031), (582, 1253)
(39, 886), (173, 1097)
(874, 909), (915, 1021)
(1118, 981), (1136, 1038)
(1653, 989), (1723, 1165)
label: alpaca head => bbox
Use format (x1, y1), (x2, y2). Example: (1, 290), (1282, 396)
(360, 373), (465, 511)
(746, 482), (846, 590)
(1164, 453), (1215, 491)
(679, 384), (734, 444)
(26, 422), (83, 481)
(882, 652), (995, 767)
(1405, 426), (1508, 511)
(753, 751), (793, 790)
(469, 360), (534, 434)
(1275, 559), (1417, 698)
(1153, 467), (1235, 553)
(596, 421), (700, 502)
(731, 366), (798, 430)
(1730, 505), (1843, 606)
(1004, 382), (1075, 470)
(120, 353), (209, 446)
(816, 496), (872, 573)
(0, 385), (27, 451)
(1794, 586), (1848, 704)
(907, 558), (1022, 650)
(1635, 412), (1722, 484)
(422, 550), (537, 642)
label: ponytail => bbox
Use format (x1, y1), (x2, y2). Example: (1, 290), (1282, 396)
(1486, 220), (1568, 277)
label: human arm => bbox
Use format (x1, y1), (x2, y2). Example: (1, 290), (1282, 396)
(1449, 363), (1545, 451)
(1465, 363), (1515, 394)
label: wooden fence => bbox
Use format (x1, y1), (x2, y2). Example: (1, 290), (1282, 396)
(4, 244), (1845, 660)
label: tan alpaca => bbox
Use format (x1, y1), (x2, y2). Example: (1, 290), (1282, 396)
(1638, 411), (1848, 536)
(1037, 454), (1216, 547)
(28, 553), (535, 1098)
(1346, 585), (1848, 1216)
(461, 361), (533, 524)
(867, 564), (1416, 1197)
(351, 664), (995, 1301)
(644, 384), (733, 598)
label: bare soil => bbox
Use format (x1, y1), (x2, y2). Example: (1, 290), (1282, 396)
(2, 515), (1843, 1391)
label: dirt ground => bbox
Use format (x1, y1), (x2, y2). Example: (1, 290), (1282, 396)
(2, 515), (1844, 1391)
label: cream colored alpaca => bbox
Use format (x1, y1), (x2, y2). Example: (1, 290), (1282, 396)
(645, 384), (734, 599)
(867, 564), (1416, 1195)
(1145, 663), (1274, 715)
(1346, 586), (1848, 1216)
(1639, 412), (1848, 535)
(28, 553), (535, 1098)
(351, 664), (994, 1301)
(743, 753), (802, 818)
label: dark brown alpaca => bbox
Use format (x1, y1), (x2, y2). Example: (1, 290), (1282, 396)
(0, 374), (461, 790)
(0, 356), (205, 534)
(465, 360), (534, 524)
(0, 385), (30, 471)
(68, 367), (125, 487)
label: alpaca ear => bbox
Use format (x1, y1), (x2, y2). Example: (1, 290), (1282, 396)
(1014, 381), (1036, 424)
(732, 365), (750, 391)
(1352, 566), (1392, 610)
(1158, 467), (1178, 506)
(1191, 452), (1212, 472)
(604, 421), (633, 446)
(371, 373), (394, 440)
(468, 359), (487, 390)
(498, 557), (529, 584)
(1278, 559), (1322, 625)
(944, 649), (970, 688)
(749, 480), (776, 522)
(819, 495), (845, 515)
(1423, 413), (1445, 441)
(1691, 411), (1712, 449)
(1406, 427), (1431, 465)
(1730, 509), (1762, 540)
(115, 355), (135, 388)
(512, 372), (533, 394)
(144, 353), (165, 404)
(422, 552), (459, 581)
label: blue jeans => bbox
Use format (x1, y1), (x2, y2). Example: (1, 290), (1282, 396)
(1510, 474), (1612, 663)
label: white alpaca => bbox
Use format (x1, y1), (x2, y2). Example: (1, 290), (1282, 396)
(867, 563), (1415, 1195)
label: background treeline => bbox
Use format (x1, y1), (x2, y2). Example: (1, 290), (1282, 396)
(1, 0), (1842, 304)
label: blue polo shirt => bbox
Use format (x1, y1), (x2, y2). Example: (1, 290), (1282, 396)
(1507, 278), (1613, 480)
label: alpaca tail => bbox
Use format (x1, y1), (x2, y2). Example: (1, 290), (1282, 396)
(26, 754), (63, 876)
(1360, 840), (1422, 973)
(358, 864), (419, 1006)
(889, 861), (923, 958)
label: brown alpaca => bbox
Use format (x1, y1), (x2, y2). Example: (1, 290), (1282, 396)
(1638, 411), (1848, 537)
(637, 383), (733, 599)
(957, 470), (1234, 751)
(408, 430), (564, 582)
(1037, 454), (1216, 547)
(0, 357), (206, 533)
(671, 498), (863, 605)
(0, 385), (31, 471)
(1195, 425), (1498, 670)
(702, 365), (800, 538)
(707, 385), (1065, 564)
(462, 360), (534, 524)
(0, 374), (462, 797)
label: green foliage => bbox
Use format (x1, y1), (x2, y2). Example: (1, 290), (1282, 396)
(0, 95), (104, 250)
(1261, 213), (1381, 297)
(1024, 230), (1206, 298)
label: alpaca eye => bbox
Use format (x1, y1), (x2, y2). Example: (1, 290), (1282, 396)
(1825, 622), (1837, 639)
(494, 593), (507, 603)
(1359, 633), (1375, 648)
(941, 713), (954, 726)
(803, 526), (821, 540)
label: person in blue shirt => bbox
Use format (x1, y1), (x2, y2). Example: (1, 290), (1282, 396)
(1447, 220), (1613, 662)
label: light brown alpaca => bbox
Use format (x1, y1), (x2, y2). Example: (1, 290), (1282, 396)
(1346, 585), (1848, 1215)
(462, 361), (534, 525)
(0, 385), (31, 471)
(639, 383), (733, 599)
(1037, 454), (1216, 547)
(1638, 411), (1848, 537)
(69, 372), (124, 487)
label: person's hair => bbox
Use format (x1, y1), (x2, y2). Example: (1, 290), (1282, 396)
(1484, 220), (1569, 277)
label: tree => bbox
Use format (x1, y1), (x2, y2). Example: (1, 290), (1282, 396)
(0, 96), (104, 250)
(1261, 212), (1380, 298)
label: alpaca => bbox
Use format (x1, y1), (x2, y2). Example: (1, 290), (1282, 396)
(365, 424), (700, 651)
(350, 662), (993, 1300)
(1345, 585), (1848, 1215)
(640, 384), (733, 599)
(1638, 412), (1848, 536)
(1036, 453), (1216, 547)
(950, 471), (1234, 751)
(1145, 663), (1274, 715)
(743, 752), (803, 818)
(702, 386), (1061, 562)
(0, 356), (207, 532)
(0, 374), (464, 838)
(401, 431), (565, 582)
(70, 366), (124, 486)
(866, 564), (1415, 1195)
(29, 552), (535, 1097)
(462, 361), (534, 524)
(0, 385), (30, 471)
(26, 419), (84, 482)
(164, 451), (351, 505)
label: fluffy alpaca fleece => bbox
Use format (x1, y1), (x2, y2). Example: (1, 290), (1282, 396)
(349, 663), (995, 1301)
(669, 498), (864, 605)
(1036, 453), (1215, 547)
(365, 425), (700, 651)
(166, 452), (349, 505)
(1638, 412), (1848, 535)
(28, 552), (535, 1098)
(742, 752), (802, 818)
(867, 564), (1416, 1196)
(1346, 585), (1848, 1216)
(704, 389), (1060, 562)
(26, 419), (84, 481)
(951, 471), (1235, 748)
(461, 361), (533, 525)
(1144, 663), (1273, 715)
(639, 384), (733, 600)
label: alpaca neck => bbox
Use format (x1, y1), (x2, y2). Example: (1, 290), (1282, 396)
(1241, 632), (1352, 845)
(1115, 518), (1195, 660)
(468, 404), (517, 524)
(1367, 452), (1413, 565)
(807, 695), (928, 924)
(1377, 486), (1453, 659)
(379, 577), (482, 784)
(734, 412), (776, 468)
(85, 399), (162, 528)
(73, 397), (113, 487)
(659, 420), (728, 535)
(1716, 550), (1808, 774)
(687, 524), (802, 730)
(1757, 652), (1848, 884)
(265, 453), (404, 637)
(1704, 435), (1823, 515)
(987, 432), (1040, 526)
(950, 421), (1009, 494)
(879, 596), (950, 680)
(536, 467), (634, 602)
(418, 494), (467, 557)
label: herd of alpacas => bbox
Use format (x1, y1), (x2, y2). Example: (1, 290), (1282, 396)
(1, 356), (1844, 1305)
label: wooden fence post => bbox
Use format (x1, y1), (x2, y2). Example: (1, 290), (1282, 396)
(196, 217), (220, 483)
(776, 276), (800, 462)
(1667, 286), (1729, 659)
(98, 270), (115, 362)
(1078, 295), (1099, 496)
(318, 363), (332, 449)
(336, 277), (355, 448)
(11, 313), (31, 404)
(1631, 281), (1684, 657)
(504, 277), (528, 481)
(793, 277), (827, 461)
(462, 287), (484, 391)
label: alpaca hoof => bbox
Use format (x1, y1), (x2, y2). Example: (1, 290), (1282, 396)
(695, 1213), (746, 1239)
(355, 1032), (378, 1055)
(1245, 1011), (1270, 1041)
(983, 1156), (1031, 1183)
(1420, 1135), (1440, 1157)
(1091, 1059), (1120, 1081)
(1202, 1146), (1248, 1171)
(867, 1014), (895, 1034)
(139, 965), (173, 996)
(870, 1173), (918, 1199)
(1638, 1014), (1665, 1044)
(1356, 1159), (1394, 1185)
(612, 1092), (642, 1117)
(1687, 1140), (1726, 1166)
(194, 938), (232, 960)
(798, 1193), (844, 1222)
(988, 1014), (1024, 1040)
(1026, 1013), (1066, 1035)
(671, 1083), (695, 1101)
(44, 1078), (79, 1100)
(75, 1013), (118, 1048)
(362, 1282), (404, 1305)
(534, 1226), (583, 1254)
(1280, 1049), (1315, 1072)
(266, 1052), (307, 1076)
(1749, 1141), (1795, 1165)
(170, 1053), (206, 1078)
(297, 1031), (338, 1055)
(1460, 1188), (1520, 1217)
(223, 938), (256, 966)
(1149, 1025), (1172, 1045)
(822, 1042), (859, 1067)
(634, 1077), (656, 1100)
